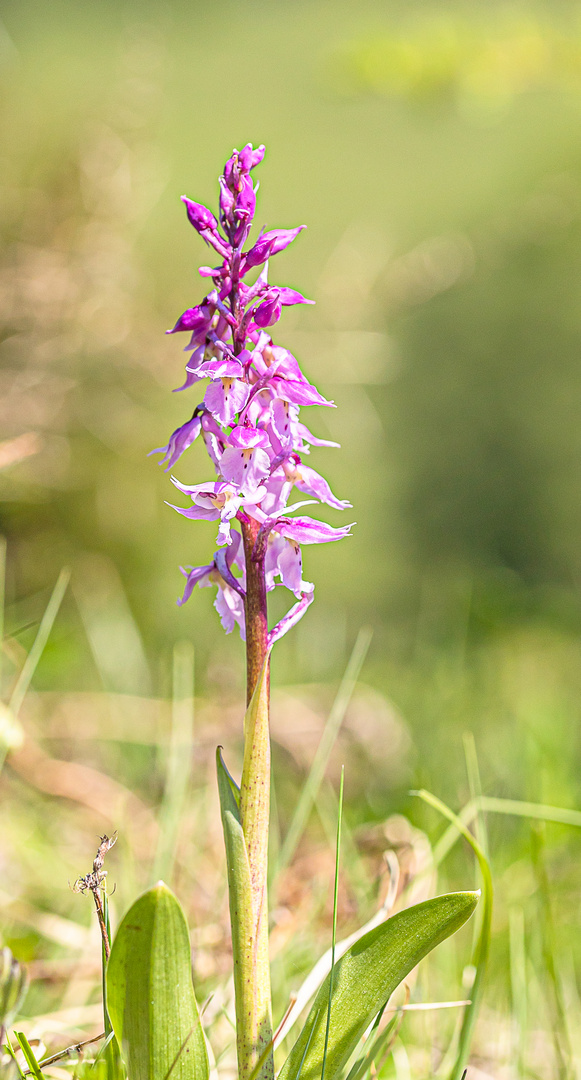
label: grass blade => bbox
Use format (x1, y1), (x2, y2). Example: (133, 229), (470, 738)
(531, 824), (572, 1079)
(9, 568), (70, 718)
(276, 627), (372, 881)
(0, 535), (6, 695)
(431, 794), (581, 877)
(509, 906), (527, 1078)
(5, 1034), (26, 1079)
(321, 766), (344, 1080)
(153, 641), (195, 884)
(462, 733), (487, 858)
(275, 862), (400, 1047)
(414, 789), (493, 1080)
(14, 1032), (43, 1080)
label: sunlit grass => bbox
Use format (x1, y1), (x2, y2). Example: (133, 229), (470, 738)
(1, 575), (581, 1075)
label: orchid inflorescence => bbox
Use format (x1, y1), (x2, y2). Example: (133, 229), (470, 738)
(153, 142), (353, 646)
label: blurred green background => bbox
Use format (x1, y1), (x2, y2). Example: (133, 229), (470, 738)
(4, 0), (581, 791)
(4, 0), (581, 1071)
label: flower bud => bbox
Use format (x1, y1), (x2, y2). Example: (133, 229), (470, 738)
(254, 292), (282, 328)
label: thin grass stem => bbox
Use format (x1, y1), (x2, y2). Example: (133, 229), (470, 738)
(0, 536), (6, 694)
(153, 640), (195, 884)
(276, 628), (372, 882)
(509, 905), (527, 1078)
(9, 568), (70, 719)
(321, 766), (344, 1080)
(531, 824), (572, 1080)
(413, 789), (493, 1080)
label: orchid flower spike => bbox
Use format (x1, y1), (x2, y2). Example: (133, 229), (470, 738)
(153, 143), (354, 643)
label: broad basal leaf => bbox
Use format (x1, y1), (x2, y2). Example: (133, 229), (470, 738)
(106, 882), (208, 1080)
(278, 890), (479, 1080)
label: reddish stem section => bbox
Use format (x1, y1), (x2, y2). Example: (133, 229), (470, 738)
(241, 517), (270, 704)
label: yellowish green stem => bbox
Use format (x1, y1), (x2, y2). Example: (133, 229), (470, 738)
(233, 518), (273, 1080)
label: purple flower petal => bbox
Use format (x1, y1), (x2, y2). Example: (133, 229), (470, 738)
(167, 304), (212, 337)
(228, 425), (269, 449)
(167, 501), (220, 522)
(181, 198), (218, 234)
(219, 177), (236, 222)
(198, 358), (245, 379)
(254, 293), (282, 328)
(214, 545), (246, 598)
(150, 415), (202, 471)
(237, 144), (254, 172)
(276, 516), (355, 545)
(296, 422), (340, 449)
(215, 584), (246, 638)
(181, 197), (231, 259)
(173, 365), (204, 393)
(278, 288), (314, 307)
(265, 534), (303, 597)
(242, 226), (306, 272)
(204, 378), (251, 425)
(289, 462), (351, 510)
(270, 378), (334, 408)
(268, 584), (315, 646)
(177, 562), (214, 606)
(250, 144), (265, 168)
(236, 174), (256, 221)
(220, 445), (270, 495)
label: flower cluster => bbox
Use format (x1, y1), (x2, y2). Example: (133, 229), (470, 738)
(154, 143), (353, 641)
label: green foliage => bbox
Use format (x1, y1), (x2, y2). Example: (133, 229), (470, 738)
(106, 883), (208, 1080)
(415, 791), (493, 1080)
(4, 1035), (26, 1079)
(320, 766), (344, 1080)
(277, 891), (479, 1080)
(334, 14), (581, 109)
(0, 948), (27, 1033)
(13, 1031), (43, 1080)
(216, 747), (264, 1080)
(275, 631), (372, 883)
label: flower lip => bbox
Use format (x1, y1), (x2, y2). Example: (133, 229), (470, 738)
(228, 425), (270, 449)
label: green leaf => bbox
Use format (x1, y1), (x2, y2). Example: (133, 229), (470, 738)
(278, 891), (479, 1080)
(14, 1032), (43, 1080)
(216, 748), (256, 1075)
(106, 882), (209, 1080)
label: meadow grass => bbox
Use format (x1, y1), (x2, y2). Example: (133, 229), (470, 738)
(2, 577), (581, 1077)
